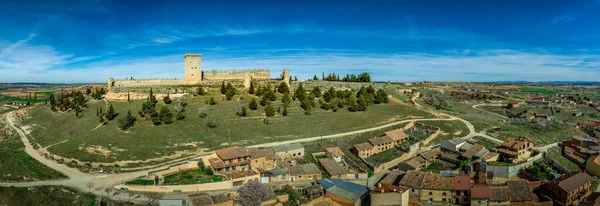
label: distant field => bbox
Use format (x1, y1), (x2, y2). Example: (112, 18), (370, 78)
(23, 92), (433, 163)
(0, 93), (49, 103)
(518, 87), (554, 94)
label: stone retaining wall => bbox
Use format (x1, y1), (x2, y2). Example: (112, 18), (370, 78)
(486, 152), (543, 178)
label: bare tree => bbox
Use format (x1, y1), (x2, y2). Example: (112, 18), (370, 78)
(86, 180), (95, 193)
(128, 191), (140, 203)
(238, 180), (270, 206)
(142, 192), (163, 206)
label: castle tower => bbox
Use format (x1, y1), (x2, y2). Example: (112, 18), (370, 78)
(282, 69), (290, 86)
(184, 53), (202, 84)
(107, 77), (114, 91)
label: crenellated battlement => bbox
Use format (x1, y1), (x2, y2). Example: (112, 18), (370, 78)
(107, 53), (288, 90)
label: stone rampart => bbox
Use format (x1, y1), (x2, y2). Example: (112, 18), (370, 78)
(203, 69), (270, 80)
(111, 78), (186, 88)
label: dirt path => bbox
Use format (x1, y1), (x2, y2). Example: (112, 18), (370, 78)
(472, 103), (510, 119)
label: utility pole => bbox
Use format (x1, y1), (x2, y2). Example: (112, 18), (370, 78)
(228, 129), (231, 145)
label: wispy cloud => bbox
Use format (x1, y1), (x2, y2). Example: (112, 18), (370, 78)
(550, 13), (582, 24)
(0, 34), (36, 59)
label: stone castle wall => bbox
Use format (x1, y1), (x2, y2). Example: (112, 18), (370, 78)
(202, 69), (270, 80)
(111, 78), (186, 88)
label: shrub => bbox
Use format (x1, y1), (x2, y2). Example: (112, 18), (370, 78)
(163, 95), (172, 104)
(206, 120), (217, 128)
(176, 112), (185, 120)
(249, 98), (258, 110)
(117, 110), (136, 130)
(265, 104), (275, 117)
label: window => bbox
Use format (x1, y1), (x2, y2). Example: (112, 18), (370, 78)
(442, 192), (446, 196)
(429, 192), (432, 195)
(456, 191), (460, 195)
(442, 198), (446, 202)
(229, 160), (233, 163)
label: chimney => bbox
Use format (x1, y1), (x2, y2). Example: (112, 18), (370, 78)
(381, 189), (384, 193)
(394, 188), (397, 192)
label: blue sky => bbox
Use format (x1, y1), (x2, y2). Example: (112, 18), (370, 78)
(0, 0), (599, 83)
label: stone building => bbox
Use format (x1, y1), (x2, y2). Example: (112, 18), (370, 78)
(208, 147), (251, 173)
(420, 172), (454, 204)
(543, 172), (593, 206)
(496, 137), (534, 163)
(370, 184), (410, 206)
(108, 53), (290, 89)
(272, 143), (304, 160)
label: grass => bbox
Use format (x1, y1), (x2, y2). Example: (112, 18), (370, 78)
(518, 87), (553, 94)
(468, 136), (500, 150)
(125, 178), (154, 185)
(162, 168), (223, 185)
(23, 92), (431, 163)
(364, 148), (405, 167)
(422, 120), (470, 144)
(0, 133), (67, 182)
(494, 123), (587, 145)
(0, 186), (96, 206)
(0, 105), (17, 115)
(546, 147), (580, 172)
(0, 94), (47, 103)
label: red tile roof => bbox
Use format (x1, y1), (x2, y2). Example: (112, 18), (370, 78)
(354, 142), (373, 151)
(453, 174), (472, 191)
(471, 184), (490, 199)
(384, 129), (409, 142)
(215, 147), (250, 160)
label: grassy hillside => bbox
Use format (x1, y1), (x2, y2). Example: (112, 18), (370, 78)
(0, 132), (67, 182)
(0, 186), (95, 206)
(23, 92), (433, 163)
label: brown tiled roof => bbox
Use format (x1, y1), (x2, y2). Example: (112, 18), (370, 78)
(404, 156), (426, 169)
(248, 148), (275, 160)
(215, 147), (250, 160)
(399, 170), (426, 188)
(490, 187), (509, 202)
(471, 184), (490, 199)
(301, 163), (322, 175)
(421, 173), (453, 190)
(288, 165), (305, 176)
(371, 184), (408, 194)
(419, 147), (441, 160)
(368, 136), (394, 146)
(507, 180), (534, 202)
(379, 169), (404, 185)
(462, 144), (485, 158)
(483, 152), (498, 161)
(189, 193), (213, 206)
(501, 137), (533, 150)
(453, 174), (472, 191)
(385, 129), (409, 142)
(555, 172), (593, 193)
(325, 147), (345, 157)
(208, 157), (226, 169)
(211, 194), (231, 204)
(354, 142), (373, 151)
(319, 158), (347, 176)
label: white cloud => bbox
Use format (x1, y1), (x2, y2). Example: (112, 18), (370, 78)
(550, 13), (582, 24)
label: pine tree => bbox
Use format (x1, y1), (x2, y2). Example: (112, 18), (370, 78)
(282, 92), (292, 105)
(249, 98), (258, 110)
(249, 82), (255, 94)
(241, 106), (247, 117)
(264, 104), (275, 117)
(220, 82), (226, 94)
(107, 104), (116, 120)
(127, 92), (131, 102)
(282, 106), (288, 116)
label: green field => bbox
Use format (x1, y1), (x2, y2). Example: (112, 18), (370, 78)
(518, 87), (554, 94)
(0, 133), (67, 182)
(0, 94), (47, 103)
(0, 186), (96, 206)
(546, 147), (580, 172)
(468, 136), (500, 150)
(163, 168), (223, 185)
(22, 92), (432, 163)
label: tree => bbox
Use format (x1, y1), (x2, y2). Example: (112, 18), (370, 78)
(220, 82), (226, 94)
(159, 105), (173, 124)
(127, 92), (131, 102)
(196, 85), (205, 95)
(208, 97), (217, 105)
(225, 83), (236, 100)
(163, 94), (172, 104)
(106, 104), (116, 120)
(281, 92), (292, 105)
(282, 106), (288, 116)
(264, 103), (275, 117)
(240, 106), (247, 117)
(249, 82), (255, 94)
(277, 82), (289, 94)
(249, 98), (258, 110)
(347, 95), (359, 112)
(238, 180), (270, 206)
(294, 83), (306, 101)
(312, 86), (322, 97)
(313, 74), (319, 80)
(148, 88), (156, 104)
(117, 110), (136, 130)
(301, 99), (312, 115)
(85, 88), (91, 95)
(176, 112), (185, 120)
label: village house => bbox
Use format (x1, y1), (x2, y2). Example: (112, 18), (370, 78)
(398, 170), (426, 200)
(587, 155), (600, 177)
(489, 187), (510, 206)
(384, 128), (410, 145)
(441, 138), (468, 152)
(470, 184), (490, 206)
(370, 184), (410, 206)
(562, 136), (600, 167)
(506, 180), (535, 205)
(507, 102), (520, 109)
(535, 113), (551, 121)
(189, 193), (233, 206)
(543, 172), (593, 206)
(266, 168), (288, 182)
(317, 178), (370, 206)
(272, 143), (305, 160)
(248, 148), (276, 170)
(419, 172), (454, 205)
(378, 169), (404, 186)
(319, 158), (347, 179)
(287, 163), (322, 182)
(453, 174), (472, 205)
(461, 144), (489, 160)
(368, 136), (395, 153)
(208, 147), (251, 173)
(325, 147), (345, 162)
(353, 142), (374, 158)
(496, 137), (534, 163)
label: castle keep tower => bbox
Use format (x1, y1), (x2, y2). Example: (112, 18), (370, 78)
(184, 53), (202, 84)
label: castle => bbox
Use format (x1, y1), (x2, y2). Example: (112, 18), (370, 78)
(108, 53), (290, 89)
